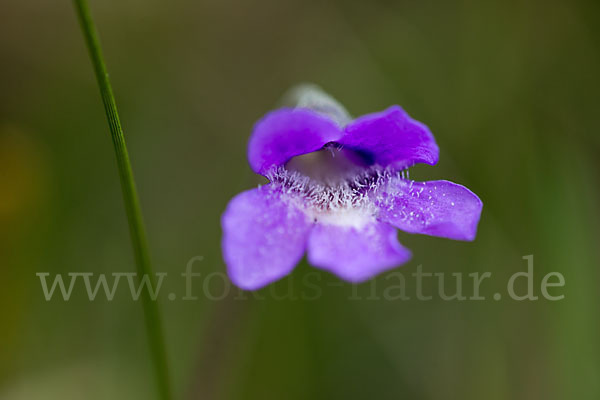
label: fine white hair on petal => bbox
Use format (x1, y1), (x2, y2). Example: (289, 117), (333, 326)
(264, 166), (411, 229)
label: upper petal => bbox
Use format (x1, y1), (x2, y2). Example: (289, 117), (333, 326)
(307, 220), (411, 282)
(247, 108), (343, 175)
(339, 105), (439, 169)
(221, 186), (313, 290)
(374, 178), (483, 241)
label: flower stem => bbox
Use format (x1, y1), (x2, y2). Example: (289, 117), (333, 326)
(72, 1), (172, 399)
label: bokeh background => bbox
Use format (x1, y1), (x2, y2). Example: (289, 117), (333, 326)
(1, 0), (599, 399)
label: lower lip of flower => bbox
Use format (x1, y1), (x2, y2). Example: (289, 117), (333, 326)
(264, 147), (418, 229)
(266, 166), (398, 229)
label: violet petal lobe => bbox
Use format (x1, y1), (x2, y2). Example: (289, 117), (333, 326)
(375, 178), (483, 241)
(339, 105), (439, 169)
(247, 108), (343, 175)
(307, 220), (412, 282)
(221, 185), (313, 290)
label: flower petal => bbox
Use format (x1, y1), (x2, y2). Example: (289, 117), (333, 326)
(221, 186), (313, 290)
(247, 108), (343, 175)
(307, 220), (411, 282)
(374, 178), (482, 241)
(339, 105), (439, 169)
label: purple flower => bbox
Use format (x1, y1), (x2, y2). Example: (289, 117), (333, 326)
(222, 86), (482, 290)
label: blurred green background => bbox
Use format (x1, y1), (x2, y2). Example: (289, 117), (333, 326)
(1, 0), (599, 399)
